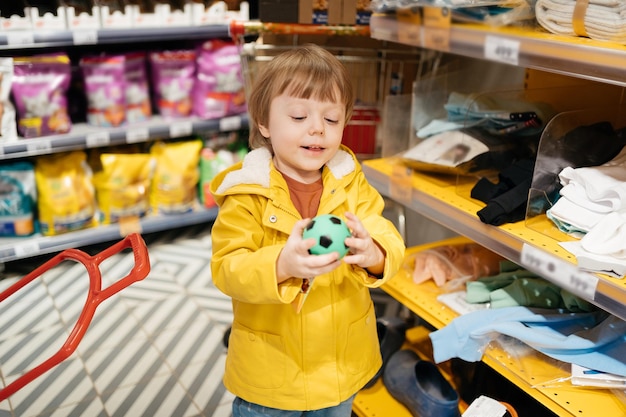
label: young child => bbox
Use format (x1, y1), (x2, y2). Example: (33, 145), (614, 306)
(210, 44), (405, 416)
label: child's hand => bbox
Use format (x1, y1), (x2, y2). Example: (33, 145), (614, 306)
(343, 212), (385, 274)
(276, 218), (342, 283)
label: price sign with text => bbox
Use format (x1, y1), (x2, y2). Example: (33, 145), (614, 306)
(521, 243), (598, 300)
(485, 35), (520, 66)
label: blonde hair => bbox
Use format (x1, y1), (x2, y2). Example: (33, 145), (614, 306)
(247, 44), (354, 151)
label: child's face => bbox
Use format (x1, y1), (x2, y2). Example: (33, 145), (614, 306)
(259, 92), (346, 183)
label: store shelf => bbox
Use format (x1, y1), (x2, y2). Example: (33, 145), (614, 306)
(362, 158), (626, 322)
(0, 24), (230, 50)
(369, 13), (626, 87)
(375, 237), (625, 417)
(0, 206), (218, 264)
(0, 113), (248, 160)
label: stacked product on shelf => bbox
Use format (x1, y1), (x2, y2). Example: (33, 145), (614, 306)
(3, 38), (246, 141)
(0, 0), (250, 31)
(0, 131), (247, 238)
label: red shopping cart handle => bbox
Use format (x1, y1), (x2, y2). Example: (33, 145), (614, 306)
(0, 233), (150, 402)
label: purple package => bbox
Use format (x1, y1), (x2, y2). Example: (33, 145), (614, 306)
(192, 40), (246, 120)
(80, 54), (127, 127)
(149, 50), (196, 119)
(12, 53), (72, 138)
(124, 52), (152, 124)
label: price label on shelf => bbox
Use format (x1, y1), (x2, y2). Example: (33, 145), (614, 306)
(169, 121), (193, 138)
(72, 29), (98, 45)
(484, 35), (520, 66)
(126, 127), (149, 143)
(219, 116), (242, 132)
(14, 240), (41, 258)
(26, 139), (52, 154)
(7, 31), (35, 46)
(119, 215), (142, 237)
(521, 243), (598, 300)
(86, 131), (111, 148)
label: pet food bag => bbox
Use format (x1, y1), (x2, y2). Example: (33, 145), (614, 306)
(12, 53), (72, 138)
(93, 153), (155, 224)
(35, 150), (98, 235)
(149, 50), (196, 119)
(0, 58), (17, 141)
(124, 52), (152, 123)
(80, 54), (127, 127)
(0, 162), (37, 236)
(150, 140), (203, 214)
(193, 39), (246, 119)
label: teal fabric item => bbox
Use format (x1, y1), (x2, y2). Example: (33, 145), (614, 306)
(429, 307), (626, 377)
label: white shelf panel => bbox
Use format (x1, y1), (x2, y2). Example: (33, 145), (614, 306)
(0, 113), (248, 160)
(0, 25), (230, 50)
(0, 207), (218, 264)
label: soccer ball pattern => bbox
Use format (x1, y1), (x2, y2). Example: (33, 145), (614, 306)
(303, 214), (351, 258)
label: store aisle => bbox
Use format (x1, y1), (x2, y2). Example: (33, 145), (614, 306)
(0, 226), (234, 417)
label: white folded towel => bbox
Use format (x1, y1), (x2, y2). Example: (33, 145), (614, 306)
(536, 0), (626, 43)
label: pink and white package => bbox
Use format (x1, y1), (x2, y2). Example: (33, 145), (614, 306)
(124, 52), (152, 124)
(149, 50), (196, 119)
(192, 40), (246, 120)
(80, 54), (127, 127)
(12, 53), (72, 138)
(0, 58), (17, 141)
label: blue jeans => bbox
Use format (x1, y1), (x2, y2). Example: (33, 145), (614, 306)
(232, 395), (355, 417)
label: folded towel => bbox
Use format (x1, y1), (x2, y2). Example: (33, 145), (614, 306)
(536, 0), (626, 43)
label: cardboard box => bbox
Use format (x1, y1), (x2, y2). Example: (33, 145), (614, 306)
(259, 0), (351, 24)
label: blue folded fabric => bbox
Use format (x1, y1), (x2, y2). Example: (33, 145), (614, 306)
(430, 306), (626, 376)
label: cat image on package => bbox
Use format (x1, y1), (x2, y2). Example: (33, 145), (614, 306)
(80, 55), (126, 127)
(149, 50), (196, 118)
(12, 53), (72, 138)
(193, 40), (246, 120)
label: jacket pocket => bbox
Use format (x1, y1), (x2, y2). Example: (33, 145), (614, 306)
(228, 323), (286, 389)
(343, 303), (379, 375)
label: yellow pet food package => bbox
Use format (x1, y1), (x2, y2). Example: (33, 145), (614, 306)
(35, 150), (98, 235)
(93, 153), (155, 224)
(150, 140), (203, 214)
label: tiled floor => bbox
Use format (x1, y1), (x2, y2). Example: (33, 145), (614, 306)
(0, 226), (401, 417)
(0, 226), (234, 417)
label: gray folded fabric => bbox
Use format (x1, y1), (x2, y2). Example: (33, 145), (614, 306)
(536, 0), (626, 43)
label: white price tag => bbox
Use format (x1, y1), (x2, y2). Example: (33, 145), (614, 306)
(72, 29), (98, 45)
(219, 116), (242, 132)
(26, 139), (52, 154)
(484, 35), (520, 66)
(521, 243), (598, 300)
(86, 131), (111, 147)
(14, 240), (41, 258)
(169, 121), (193, 138)
(126, 127), (149, 143)
(7, 31), (35, 46)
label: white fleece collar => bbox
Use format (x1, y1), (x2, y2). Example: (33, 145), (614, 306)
(215, 147), (355, 194)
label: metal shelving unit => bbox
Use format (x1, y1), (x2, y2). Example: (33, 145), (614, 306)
(0, 113), (247, 160)
(0, 25), (231, 50)
(0, 24), (247, 264)
(369, 13), (626, 87)
(0, 207), (218, 264)
(363, 159), (626, 323)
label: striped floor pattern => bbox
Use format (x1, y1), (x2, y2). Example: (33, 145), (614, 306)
(0, 225), (400, 417)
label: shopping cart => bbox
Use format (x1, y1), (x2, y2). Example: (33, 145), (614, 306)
(0, 233), (150, 401)
(230, 21), (431, 157)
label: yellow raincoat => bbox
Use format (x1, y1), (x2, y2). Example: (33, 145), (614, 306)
(210, 146), (405, 411)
